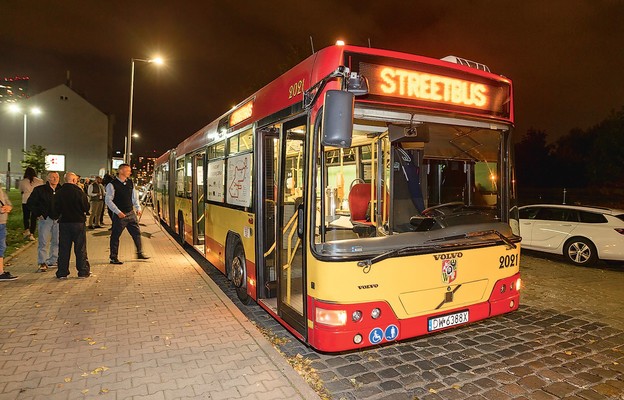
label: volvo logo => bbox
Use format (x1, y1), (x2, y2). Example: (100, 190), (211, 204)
(358, 284), (379, 290)
(433, 252), (463, 260)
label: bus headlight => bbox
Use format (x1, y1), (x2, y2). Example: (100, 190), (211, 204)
(515, 278), (522, 291)
(352, 310), (363, 322)
(316, 308), (347, 326)
(371, 308), (381, 319)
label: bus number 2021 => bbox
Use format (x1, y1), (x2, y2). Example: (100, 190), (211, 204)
(289, 79), (305, 99)
(499, 254), (518, 269)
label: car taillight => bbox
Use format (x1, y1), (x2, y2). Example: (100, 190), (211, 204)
(615, 228), (624, 235)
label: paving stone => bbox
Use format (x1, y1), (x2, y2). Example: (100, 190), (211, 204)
(543, 381), (577, 397)
(0, 217), (318, 400)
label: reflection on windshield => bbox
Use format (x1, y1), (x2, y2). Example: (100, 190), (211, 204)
(314, 109), (517, 254)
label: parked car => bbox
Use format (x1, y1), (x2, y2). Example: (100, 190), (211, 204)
(518, 204), (624, 266)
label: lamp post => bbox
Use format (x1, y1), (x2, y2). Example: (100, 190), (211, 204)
(126, 56), (163, 165)
(8, 104), (42, 160)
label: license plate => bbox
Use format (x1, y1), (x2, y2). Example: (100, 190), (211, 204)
(428, 311), (469, 332)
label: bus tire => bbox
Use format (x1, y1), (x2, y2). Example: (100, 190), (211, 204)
(563, 237), (597, 266)
(177, 211), (185, 245)
(231, 242), (251, 304)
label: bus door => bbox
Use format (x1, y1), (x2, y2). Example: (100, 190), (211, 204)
(192, 152), (206, 252)
(256, 127), (278, 304)
(277, 117), (307, 336)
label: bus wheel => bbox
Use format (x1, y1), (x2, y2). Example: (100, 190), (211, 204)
(231, 242), (251, 304)
(564, 237), (597, 266)
(177, 212), (185, 245)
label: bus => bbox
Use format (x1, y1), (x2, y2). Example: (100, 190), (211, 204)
(153, 44), (521, 352)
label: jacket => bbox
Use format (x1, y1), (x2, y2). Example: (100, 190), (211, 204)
(54, 183), (89, 223)
(27, 182), (61, 220)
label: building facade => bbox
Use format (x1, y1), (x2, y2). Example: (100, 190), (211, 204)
(1, 84), (111, 186)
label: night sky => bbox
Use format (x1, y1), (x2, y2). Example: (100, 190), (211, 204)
(3, 0), (624, 158)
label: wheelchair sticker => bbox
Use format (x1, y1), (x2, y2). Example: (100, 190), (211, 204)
(369, 328), (383, 344)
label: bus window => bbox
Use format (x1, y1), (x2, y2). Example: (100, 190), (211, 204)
(315, 117), (508, 249)
(185, 155), (193, 199)
(175, 158), (184, 197)
(208, 141), (225, 159)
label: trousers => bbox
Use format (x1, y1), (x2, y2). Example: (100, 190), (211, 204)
(109, 211), (143, 258)
(37, 217), (59, 265)
(57, 223), (89, 278)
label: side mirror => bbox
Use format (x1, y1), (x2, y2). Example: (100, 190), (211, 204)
(322, 90), (354, 148)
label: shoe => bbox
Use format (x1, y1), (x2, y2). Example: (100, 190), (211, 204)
(78, 274), (91, 279)
(23, 229), (30, 239)
(37, 263), (48, 272)
(47, 263), (58, 269)
(109, 258), (123, 265)
(28, 234), (36, 241)
(0, 272), (18, 281)
(56, 276), (68, 280)
(137, 253), (150, 260)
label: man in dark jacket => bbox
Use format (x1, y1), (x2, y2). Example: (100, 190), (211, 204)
(54, 172), (90, 279)
(27, 171), (61, 272)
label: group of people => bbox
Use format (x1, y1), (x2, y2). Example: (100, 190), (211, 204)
(0, 163), (149, 282)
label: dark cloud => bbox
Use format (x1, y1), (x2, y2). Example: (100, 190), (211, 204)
(2, 0), (624, 156)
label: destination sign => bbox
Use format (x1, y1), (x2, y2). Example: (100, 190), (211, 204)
(359, 61), (510, 118)
(229, 100), (254, 127)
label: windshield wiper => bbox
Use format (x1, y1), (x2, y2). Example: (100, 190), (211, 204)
(356, 229), (516, 273)
(357, 245), (435, 273)
(426, 229), (517, 249)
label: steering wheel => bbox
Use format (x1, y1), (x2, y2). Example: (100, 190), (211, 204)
(422, 201), (465, 217)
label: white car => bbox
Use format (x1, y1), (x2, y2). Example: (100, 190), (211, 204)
(519, 204), (624, 266)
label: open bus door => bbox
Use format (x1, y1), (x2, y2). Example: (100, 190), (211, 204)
(192, 152), (205, 253)
(256, 116), (307, 338)
(277, 117), (308, 336)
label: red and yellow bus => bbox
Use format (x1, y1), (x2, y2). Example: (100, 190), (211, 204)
(153, 44), (521, 352)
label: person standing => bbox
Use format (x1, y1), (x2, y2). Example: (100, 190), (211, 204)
(0, 186), (18, 281)
(87, 176), (105, 229)
(105, 163), (149, 264)
(54, 172), (90, 279)
(19, 167), (43, 240)
(101, 173), (114, 226)
(27, 171), (61, 272)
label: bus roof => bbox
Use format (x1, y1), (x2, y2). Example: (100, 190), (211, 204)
(169, 45), (513, 159)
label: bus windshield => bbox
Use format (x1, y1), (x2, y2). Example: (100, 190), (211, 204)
(314, 106), (518, 257)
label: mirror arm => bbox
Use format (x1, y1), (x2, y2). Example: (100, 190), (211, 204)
(304, 66), (350, 109)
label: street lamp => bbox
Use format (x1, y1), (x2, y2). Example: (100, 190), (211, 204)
(126, 56), (164, 165)
(8, 104), (42, 159)
(124, 132), (140, 163)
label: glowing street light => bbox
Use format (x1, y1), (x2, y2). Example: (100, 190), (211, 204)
(7, 104), (42, 159)
(126, 56), (164, 164)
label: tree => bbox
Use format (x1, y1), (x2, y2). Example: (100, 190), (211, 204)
(21, 145), (47, 177)
(586, 107), (624, 186)
(514, 129), (555, 187)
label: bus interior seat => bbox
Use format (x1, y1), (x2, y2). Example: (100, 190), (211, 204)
(348, 183), (372, 225)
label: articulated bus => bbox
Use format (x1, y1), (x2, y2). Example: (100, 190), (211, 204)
(153, 45), (521, 352)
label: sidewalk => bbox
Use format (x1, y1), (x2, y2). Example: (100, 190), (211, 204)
(0, 212), (320, 400)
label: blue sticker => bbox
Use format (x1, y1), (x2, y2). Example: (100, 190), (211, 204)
(385, 324), (399, 341)
(369, 328), (383, 344)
